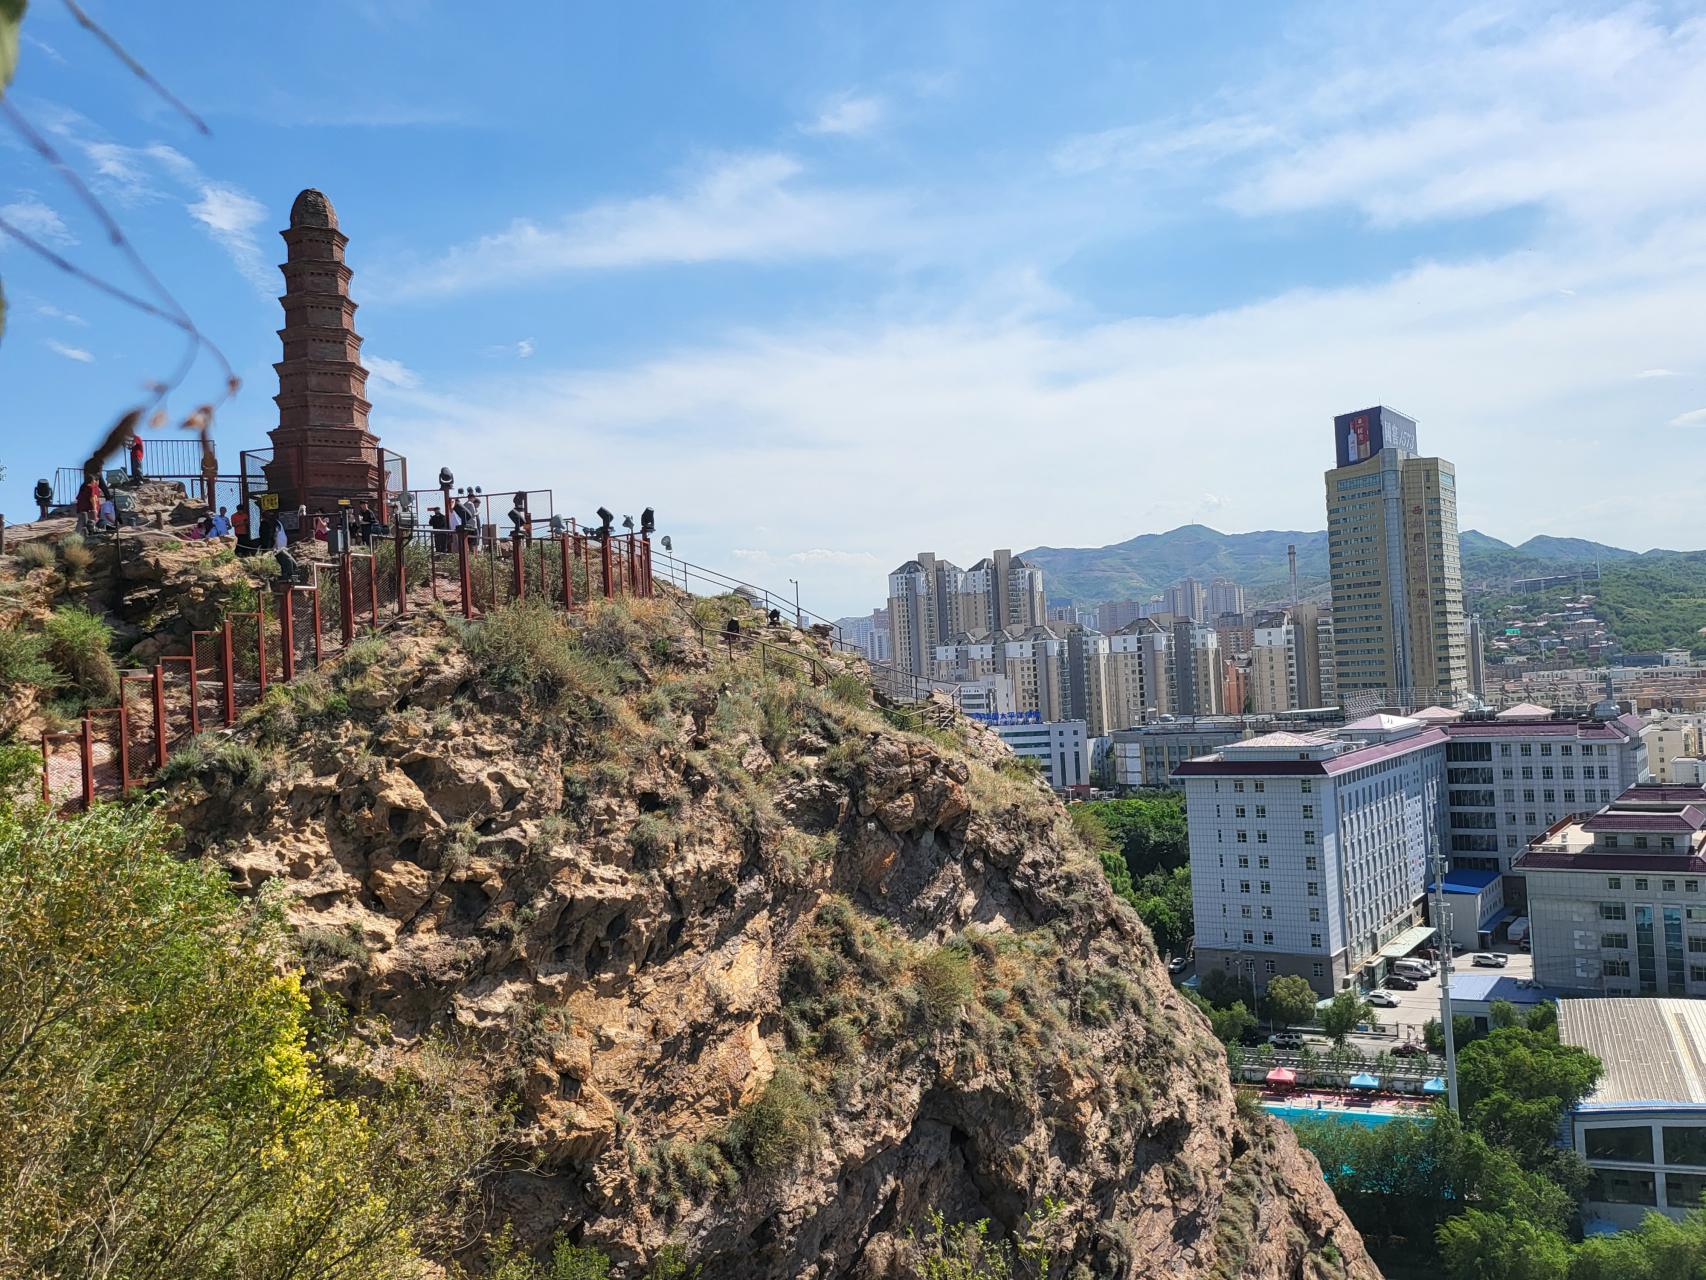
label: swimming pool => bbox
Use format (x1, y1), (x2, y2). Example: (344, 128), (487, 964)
(1262, 1102), (1418, 1128)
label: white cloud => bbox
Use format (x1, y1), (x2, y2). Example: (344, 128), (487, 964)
(1640, 368), (1684, 378)
(385, 152), (907, 300)
(516, 338), (536, 359)
(803, 94), (886, 137)
(365, 355), (421, 389)
(35, 302), (87, 325)
(22, 33), (65, 64)
(1670, 408), (1706, 428)
(0, 195), (77, 247)
(45, 339), (94, 363)
(187, 183), (272, 293)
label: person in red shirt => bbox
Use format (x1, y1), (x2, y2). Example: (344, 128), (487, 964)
(128, 434), (144, 482)
(75, 476), (100, 534)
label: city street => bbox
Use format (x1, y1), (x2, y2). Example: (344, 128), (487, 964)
(1347, 945), (1533, 1054)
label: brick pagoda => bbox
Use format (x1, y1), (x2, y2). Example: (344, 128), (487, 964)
(263, 188), (389, 513)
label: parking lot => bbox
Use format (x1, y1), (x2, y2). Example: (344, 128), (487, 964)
(1346, 945), (1533, 1053)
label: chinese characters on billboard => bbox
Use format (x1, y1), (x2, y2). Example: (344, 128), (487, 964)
(1333, 406), (1418, 468)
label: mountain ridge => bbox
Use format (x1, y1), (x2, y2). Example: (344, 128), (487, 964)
(1021, 524), (1687, 608)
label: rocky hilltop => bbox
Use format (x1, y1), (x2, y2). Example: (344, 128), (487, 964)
(7, 503), (1375, 1277)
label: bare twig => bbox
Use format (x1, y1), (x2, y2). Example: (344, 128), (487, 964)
(61, 0), (210, 135)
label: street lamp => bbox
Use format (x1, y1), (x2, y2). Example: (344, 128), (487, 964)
(788, 577), (801, 628)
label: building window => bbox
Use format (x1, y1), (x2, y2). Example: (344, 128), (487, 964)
(1667, 1173), (1706, 1210)
(1301, 780), (1312, 793)
(1260, 881), (1272, 895)
(1242, 930), (1254, 944)
(1666, 879), (1678, 893)
(1305, 855), (1318, 871)
(1500, 743), (1512, 756)
(1238, 855), (1250, 868)
(1258, 855), (1270, 869)
(1664, 1127), (1706, 1168)
(1523, 788), (1536, 802)
(1310, 933), (1322, 948)
(1237, 831), (1248, 843)
(1234, 782), (1245, 792)
(1303, 830), (1316, 844)
(1257, 832), (1269, 844)
(1664, 838), (1678, 852)
(1302, 805), (1314, 819)
(1307, 882), (1320, 897)
(1312, 962), (1325, 978)
(1585, 1127), (1655, 1163)
(1600, 903), (1627, 920)
(1309, 907), (1321, 922)
(1522, 767), (1534, 780)
(1689, 881), (1700, 894)
(1565, 790), (1576, 803)
(1693, 965), (1706, 984)
(1636, 877), (1650, 890)
(1604, 959), (1632, 976)
(1235, 806), (1246, 818)
(1589, 1168), (1658, 1207)
(1240, 881), (1251, 894)
(1690, 937), (1706, 954)
(1609, 877), (1622, 890)
(1254, 782), (1265, 792)
(1520, 744), (1533, 757)
(1240, 905), (1252, 919)
(1263, 932), (1274, 946)
(1264, 960), (1276, 975)
(1506, 835), (1518, 848)
(1602, 933), (1629, 949)
(1255, 805), (1267, 818)
(1606, 837), (1621, 850)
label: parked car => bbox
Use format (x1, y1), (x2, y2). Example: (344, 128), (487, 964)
(1472, 952), (1509, 968)
(1368, 991), (1401, 1008)
(1384, 974), (1418, 991)
(1168, 955), (1190, 975)
(1269, 1032), (1306, 1050)
(1392, 1042), (1428, 1058)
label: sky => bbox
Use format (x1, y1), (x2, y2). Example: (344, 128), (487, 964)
(2, 0), (1705, 618)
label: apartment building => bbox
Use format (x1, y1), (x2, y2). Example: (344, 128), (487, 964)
(887, 548), (1046, 681)
(1105, 621), (1170, 728)
(1170, 620), (1224, 716)
(994, 719), (1090, 790)
(1519, 785), (1706, 998)
(1325, 406), (1468, 711)
(1209, 577), (1247, 618)
(1250, 624), (1298, 714)
(1644, 715), (1705, 784)
(1178, 716), (1447, 995)
(1109, 709), (1347, 790)
(1167, 578), (1208, 622)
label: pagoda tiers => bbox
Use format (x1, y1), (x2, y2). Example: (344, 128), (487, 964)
(263, 188), (388, 514)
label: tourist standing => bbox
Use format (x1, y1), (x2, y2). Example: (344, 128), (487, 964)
(128, 434), (145, 483)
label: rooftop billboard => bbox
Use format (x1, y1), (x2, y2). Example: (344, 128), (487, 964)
(1334, 406), (1419, 468)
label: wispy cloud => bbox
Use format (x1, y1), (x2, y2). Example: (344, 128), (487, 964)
(1640, 368), (1685, 379)
(515, 338), (536, 359)
(1670, 408), (1706, 428)
(0, 195), (77, 248)
(187, 183), (272, 293)
(365, 355), (421, 390)
(22, 33), (65, 64)
(802, 93), (886, 137)
(35, 302), (87, 325)
(45, 339), (94, 363)
(385, 152), (908, 300)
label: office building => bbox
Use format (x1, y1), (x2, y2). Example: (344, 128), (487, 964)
(994, 719), (1089, 790)
(1438, 704), (1648, 893)
(952, 675), (1017, 720)
(1558, 998), (1706, 1230)
(1177, 716), (1447, 995)
(1517, 784), (1706, 997)
(1644, 715), (1705, 784)
(1325, 405), (1469, 711)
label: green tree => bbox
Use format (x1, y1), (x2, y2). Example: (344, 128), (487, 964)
(1320, 990), (1374, 1045)
(1436, 1211), (1569, 1280)
(1198, 966), (1255, 1009)
(1490, 999), (1522, 1029)
(0, 800), (500, 1279)
(1458, 1027), (1601, 1165)
(1076, 792), (1188, 878)
(1425, 1014), (1486, 1054)
(1264, 975), (1319, 1030)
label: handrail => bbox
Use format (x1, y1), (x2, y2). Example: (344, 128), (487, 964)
(694, 621), (826, 685)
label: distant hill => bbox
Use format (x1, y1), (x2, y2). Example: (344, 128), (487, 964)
(1022, 525), (1684, 609)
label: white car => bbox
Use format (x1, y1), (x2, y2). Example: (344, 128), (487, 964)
(1368, 991), (1402, 1008)
(1471, 952), (1509, 968)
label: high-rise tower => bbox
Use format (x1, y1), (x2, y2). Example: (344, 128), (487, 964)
(1324, 406), (1467, 710)
(263, 188), (386, 513)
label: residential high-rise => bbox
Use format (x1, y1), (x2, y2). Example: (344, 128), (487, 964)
(1291, 603), (1338, 709)
(1166, 578), (1208, 623)
(1248, 604), (1339, 713)
(1324, 405), (1468, 711)
(1467, 614), (1487, 698)
(1169, 620), (1223, 715)
(1209, 578), (1247, 618)
(1095, 600), (1146, 634)
(888, 548), (1044, 680)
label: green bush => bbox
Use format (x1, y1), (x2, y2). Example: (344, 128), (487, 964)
(154, 734), (280, 792)
(826, 671), (868, 708)
(459, 601), (616, 714)
(0, 801), (501, 1280)
(0, 627), (61, 696)
(57, 534), (95, 578)
(727, 1065), (819, 1171)
(912, 943), (975, 1026)
(42, 606), (118, 705)
(13, 541), (56, 573)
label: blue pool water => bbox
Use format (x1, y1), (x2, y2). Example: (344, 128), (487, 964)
(1262, 1102), (1414, 1128)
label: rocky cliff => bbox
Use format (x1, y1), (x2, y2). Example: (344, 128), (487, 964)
(152, 589), (1377, 1279)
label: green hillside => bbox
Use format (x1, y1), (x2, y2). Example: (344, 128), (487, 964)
(1595, 553), (1706, 655)
(1023, 525), (1676, 610)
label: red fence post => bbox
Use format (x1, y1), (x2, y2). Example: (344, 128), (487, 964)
(186, 644), (200, 734)
(560, 534), (573, 611)
(279, 587), (296, 682)
(255, 592), (269, 699)
(339, 551), (355, 647)
(117, 703), (130, 797)
(79, 714), (94, 810)
(222, 620), (236, 726)
(626, 535), (637, 596)
(458, 534), (474, 620)
(640, 534), (652, 597)
(394, 525), (407, 616)
(310, 586), (323, 665)
(151, 664), (167, 771)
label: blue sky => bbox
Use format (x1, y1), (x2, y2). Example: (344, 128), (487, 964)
(3, 0), (1705, 616)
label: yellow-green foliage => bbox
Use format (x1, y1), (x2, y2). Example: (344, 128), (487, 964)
(13, 540), (56, 573)
(0, 801), (500, 1279)
(41, 605), (118, 706)
(57, 533), (94, 578)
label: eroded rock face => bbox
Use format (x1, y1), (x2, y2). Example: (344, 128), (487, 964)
(164, 612), (1377, 1280)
